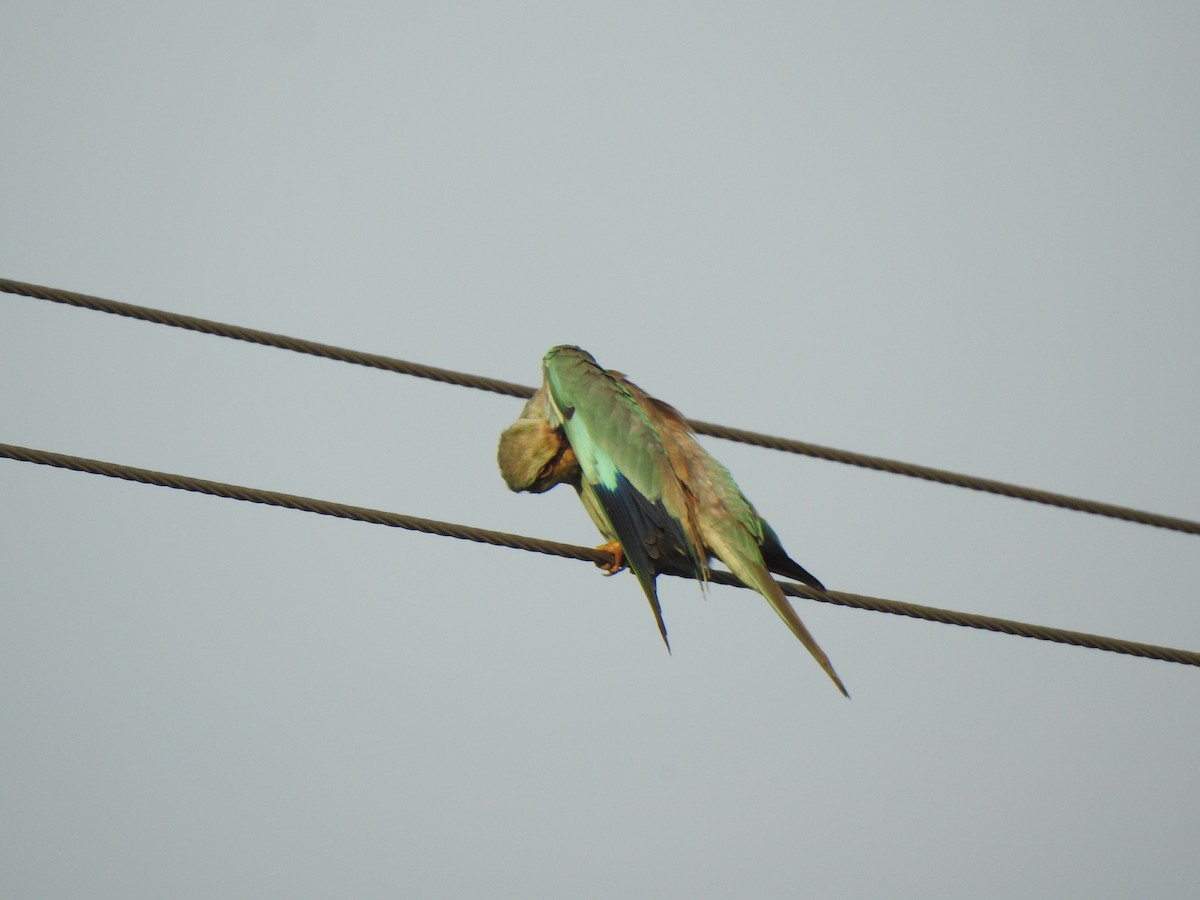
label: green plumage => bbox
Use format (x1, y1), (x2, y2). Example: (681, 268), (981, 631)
(499, 345), (848, 697)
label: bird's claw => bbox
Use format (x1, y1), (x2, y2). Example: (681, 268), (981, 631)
(595, 541), (625, 575)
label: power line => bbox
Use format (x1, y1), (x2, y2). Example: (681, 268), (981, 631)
(681, 421), (1200, 535)
(5, 277), (1199, 539)
(0, 277), (532, 397)
(3, 440), (1197, 670)
(4, 276), (1198, 537)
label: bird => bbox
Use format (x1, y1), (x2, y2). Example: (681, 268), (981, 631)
(498, 345), (848, 696)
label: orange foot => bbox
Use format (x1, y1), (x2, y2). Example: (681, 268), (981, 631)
(595, 540), (625, 575)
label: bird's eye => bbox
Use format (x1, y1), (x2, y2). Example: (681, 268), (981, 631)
(537, 461), (555, 480)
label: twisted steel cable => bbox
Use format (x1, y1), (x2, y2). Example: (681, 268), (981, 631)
(3, 276), (1198, 536)
(4, 441), (1197, 669)
(0, 277), (532, 397)
(683, 420), (1200, 534)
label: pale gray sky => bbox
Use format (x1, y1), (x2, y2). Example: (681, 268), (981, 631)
(3, 3), (1198, 898)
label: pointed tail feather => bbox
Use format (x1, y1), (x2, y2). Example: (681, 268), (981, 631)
(711, 537), (848, 696)
(761, 579), (849, 697)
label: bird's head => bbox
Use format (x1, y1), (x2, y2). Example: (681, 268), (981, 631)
(497, 417), (580, 493)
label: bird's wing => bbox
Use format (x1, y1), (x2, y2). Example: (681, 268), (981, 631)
(542, 346), (705, 647)
(758, 519), (826, 590)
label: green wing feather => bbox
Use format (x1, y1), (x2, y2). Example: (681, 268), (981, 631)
(542, 346), (704, 647)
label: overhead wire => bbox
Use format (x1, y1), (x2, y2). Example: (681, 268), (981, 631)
(3, 441), (1197, 670)
(3, 276), (1197, 537)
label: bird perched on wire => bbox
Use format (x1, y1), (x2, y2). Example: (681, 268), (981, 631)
(497, 345), (848, 697)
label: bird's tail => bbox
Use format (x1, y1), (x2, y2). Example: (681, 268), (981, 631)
(712, 537), (849, 697)
(762, 578), (850, 698)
